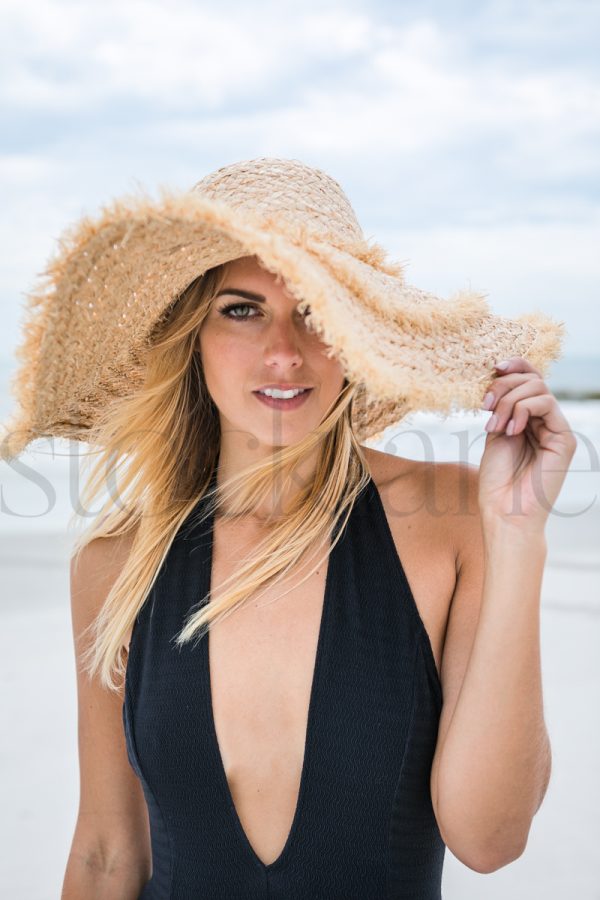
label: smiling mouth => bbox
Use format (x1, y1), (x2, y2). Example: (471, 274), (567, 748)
(253, 388), (313, 409)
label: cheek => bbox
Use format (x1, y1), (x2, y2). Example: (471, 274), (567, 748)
(315, 350), (346, 390)
(198, 326), (255, 390)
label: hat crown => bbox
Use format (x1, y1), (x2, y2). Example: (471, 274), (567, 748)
(191, 156), (364, 246)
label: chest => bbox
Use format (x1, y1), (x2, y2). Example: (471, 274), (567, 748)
(208, 508), (453, 754)
(124, 482), (455, 870)
(203, 505), (453, 865)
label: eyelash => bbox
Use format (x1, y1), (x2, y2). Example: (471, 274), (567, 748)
(218, 302), (259, 320)
(217, 302), (311, 321)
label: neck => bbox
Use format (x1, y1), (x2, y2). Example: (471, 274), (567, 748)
(213, 445), (321, 521)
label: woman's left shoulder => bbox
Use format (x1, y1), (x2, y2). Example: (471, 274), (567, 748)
(361, 449), (484, 682)
(363, 446), (481, 517)
(363, 447), (484, 581)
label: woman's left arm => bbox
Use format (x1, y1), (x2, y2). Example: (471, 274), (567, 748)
(430, 355), (577, 873)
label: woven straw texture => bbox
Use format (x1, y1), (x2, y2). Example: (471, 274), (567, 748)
(0, 156), (566, 460)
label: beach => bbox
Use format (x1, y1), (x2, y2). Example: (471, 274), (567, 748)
(1, 404), (599, 898)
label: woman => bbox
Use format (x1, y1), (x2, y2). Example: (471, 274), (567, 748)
(1, 158), (575, 898)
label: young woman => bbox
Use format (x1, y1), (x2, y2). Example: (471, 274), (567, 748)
(1, 158), (574, 899)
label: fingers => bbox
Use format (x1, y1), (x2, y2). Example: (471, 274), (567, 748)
(482, 372), (542, 411)
(493, 357), (543, 378)
(482, 356), (544, 413)
(485, 392), (545, 435)
(483, 357), (575, 445)
(485, 389), (575, 443)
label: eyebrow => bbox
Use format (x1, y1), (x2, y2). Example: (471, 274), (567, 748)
(214, 288), (267, 302)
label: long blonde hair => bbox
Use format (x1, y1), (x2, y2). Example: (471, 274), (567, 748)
(71, 258), (372, 692)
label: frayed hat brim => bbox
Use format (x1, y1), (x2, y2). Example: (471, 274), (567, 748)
(0, 172), (566, 460)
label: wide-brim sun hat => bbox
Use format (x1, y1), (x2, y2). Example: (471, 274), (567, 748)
(0, 156), (566, 460)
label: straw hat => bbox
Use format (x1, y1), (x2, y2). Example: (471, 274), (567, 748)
(0, 156), (566, 460)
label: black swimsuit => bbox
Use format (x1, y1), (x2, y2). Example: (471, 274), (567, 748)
(123, 474), (446, 898)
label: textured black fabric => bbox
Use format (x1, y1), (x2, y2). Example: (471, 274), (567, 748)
(123, 475), (446, 898)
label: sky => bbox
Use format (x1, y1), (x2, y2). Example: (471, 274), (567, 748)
(1, 0), (599, 359)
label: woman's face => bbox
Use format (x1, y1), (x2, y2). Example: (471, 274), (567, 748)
(197, 255), (346, 449)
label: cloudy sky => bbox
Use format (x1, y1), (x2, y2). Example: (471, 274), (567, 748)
(2, 0), (598, 359)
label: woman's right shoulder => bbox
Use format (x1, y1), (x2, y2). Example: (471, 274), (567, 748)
(70, 526), (139, 582)
(70, 526), (140, 655)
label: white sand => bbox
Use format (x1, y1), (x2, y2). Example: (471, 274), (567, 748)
(1, 509), (599, 899)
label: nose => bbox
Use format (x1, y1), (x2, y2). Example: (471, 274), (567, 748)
(262, 317), (305, 369)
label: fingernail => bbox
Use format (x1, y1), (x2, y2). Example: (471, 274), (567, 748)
(495, 360), (509, 370)
(485, 414), (498, 432)
(483, 391), (495, 410)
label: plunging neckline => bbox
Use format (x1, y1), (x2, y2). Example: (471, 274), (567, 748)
(200, 494), (340, 872)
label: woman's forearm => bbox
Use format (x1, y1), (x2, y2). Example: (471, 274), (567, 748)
(434, 522), (551, 870)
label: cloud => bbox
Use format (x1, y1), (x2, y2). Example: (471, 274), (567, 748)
(0, 0), (377, 111)
(0, 0), (598, 356)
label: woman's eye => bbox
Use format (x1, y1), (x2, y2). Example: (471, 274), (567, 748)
(218, 302), (258, 319)
(217, 302), (311, 322)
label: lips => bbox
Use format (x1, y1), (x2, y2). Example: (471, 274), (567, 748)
(255, 388), (311, 397)
(254, 385), (313, 393)
(253, 388), (313, 410)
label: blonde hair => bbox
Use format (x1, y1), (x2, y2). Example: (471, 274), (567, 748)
(70, 258), (372, 693)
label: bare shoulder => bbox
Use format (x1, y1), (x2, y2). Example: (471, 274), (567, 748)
(368, 448), (484, 579)
(362, 444), (481, 523)
(360, 446), (484, 682)
(71, 526), (139, 653)
(69, 528), (139, 708)
(71, 526), (139, 588)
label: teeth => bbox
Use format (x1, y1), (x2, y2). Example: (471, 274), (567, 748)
(259, 387), (307, 399)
